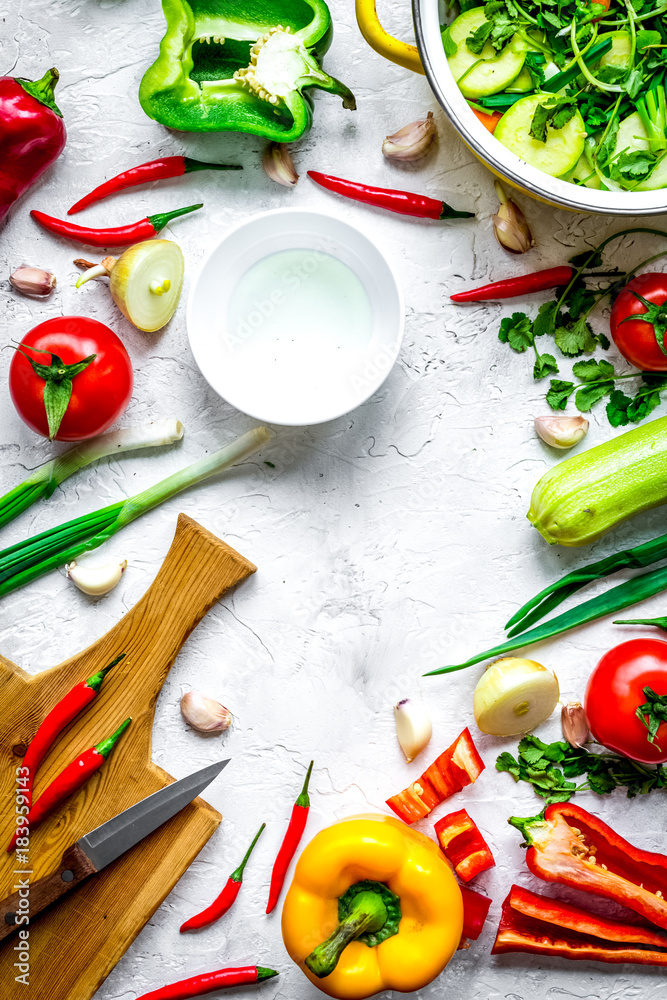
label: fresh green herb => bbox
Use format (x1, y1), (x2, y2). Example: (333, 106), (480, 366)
(530, 96), (577, 143)
(496, 735), (667, 803)
(442, 27), (458, 59)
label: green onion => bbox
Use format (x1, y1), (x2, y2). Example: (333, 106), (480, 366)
(0, 426), (270, 600)
(542, 37), (614, 93)
(0, 419), (184, 531)
(505, 530), (667, 635)
(423, 561), (667, 676)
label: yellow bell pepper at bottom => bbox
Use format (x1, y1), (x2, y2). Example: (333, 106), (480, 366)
(281, 813), (463, 1000)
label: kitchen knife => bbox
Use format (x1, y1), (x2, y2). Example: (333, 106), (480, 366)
(0, 757), (229, 941)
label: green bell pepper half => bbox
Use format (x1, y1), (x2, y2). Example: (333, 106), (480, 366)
(139, 0), (355, 140)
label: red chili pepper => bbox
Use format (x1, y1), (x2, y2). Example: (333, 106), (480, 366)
(386, 728), (485, 825)
(434, 808), (496, 882)
(510, 802), (667, 931)
(180, 822), (266, 932)
(266, 760), (314, 914)
(30, 203), (203, 248)
(7, 717), (131, 853)
(137, 966), (278, 1000)
(450, 266), (576, 303)
(20, 653), (124, 810)
(68, 157), (242, 215)
(493, 884), (667, 964)
(460, 884), (492, 942)
(0, 68), (66, 224)
(307, 171), (474, 221)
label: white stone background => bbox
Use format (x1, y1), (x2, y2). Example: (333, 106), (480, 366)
(2, 0), (667, 998)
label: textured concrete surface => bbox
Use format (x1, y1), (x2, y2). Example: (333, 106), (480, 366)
(3, 1), (667, 998)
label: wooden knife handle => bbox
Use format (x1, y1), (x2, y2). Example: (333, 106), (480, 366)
(0, 843), (96, 942)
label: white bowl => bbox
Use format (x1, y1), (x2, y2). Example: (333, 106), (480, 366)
(187, 209), (404, 425)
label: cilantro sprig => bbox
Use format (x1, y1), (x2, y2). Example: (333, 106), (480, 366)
(496, 734), (667, 804)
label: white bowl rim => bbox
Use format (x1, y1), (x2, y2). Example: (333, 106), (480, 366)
(413, 0), (667, 217)
(186, 206), (405, 426)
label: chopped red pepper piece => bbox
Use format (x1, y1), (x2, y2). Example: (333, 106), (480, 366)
(386, 728), (485, 824)
(434, 809), (495, 882)
(510, 802), (667, 932)
(493, 884), (667, 964)
(460, 884), (492, 942)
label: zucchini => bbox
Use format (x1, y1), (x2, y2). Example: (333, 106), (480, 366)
(506, 64), (534, 93)
(598, 31), (632, 72)
(612, 112), (667, 191)
(528, 416), (667, 546)
(494, 94), (585, 177)
(445, 9), (526, 100)
(566, 153), (602, 189)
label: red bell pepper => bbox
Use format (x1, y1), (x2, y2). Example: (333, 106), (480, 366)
(460, 884), (492, 941)
(386, 728), (485, 824)
(434, 809), (495, 881)
(493, 884), (667, 964)
(0, 68), (66, 224)
(510, 802), (667, 931)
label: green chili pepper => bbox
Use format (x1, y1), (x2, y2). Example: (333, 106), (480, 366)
(139, 0), (355, 141)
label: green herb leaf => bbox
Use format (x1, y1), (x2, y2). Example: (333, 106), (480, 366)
(636, 30), (661, 52)
(534, 352), (559, 380)
(572, 358), (615, 382)
(546, 379), (575, 410)
(499, 311), (534, 351)
(533, 300), (560, 338)
(524, 51), (546, 87)
(554, 316), (597, 356)
(610, 150), (658, 184)
(442, 27), (458, 58)
(530, 96), (577, 143)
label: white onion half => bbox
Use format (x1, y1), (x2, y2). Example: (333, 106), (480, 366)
(473, 657), (559, 737)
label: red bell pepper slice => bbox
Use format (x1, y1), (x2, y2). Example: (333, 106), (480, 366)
(434, 809), (495, 882)
(510, 802), (667, 932)
(386, 728), (485, 824)
(493, 884), (667, 964)
(460, 884), (492, 941)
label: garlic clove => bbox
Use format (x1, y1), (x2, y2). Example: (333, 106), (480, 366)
(66, 558), (127, 596)
(382, 111), (437, 163)
(181, 690), (232, 733)
(492, 181), (534, 254)
(535, 415), (589, 449)
(262, 142), (299, 187)
(10, 266), (56, 297)
(394, 699), (432, 762)
(561, 701), (589, 748)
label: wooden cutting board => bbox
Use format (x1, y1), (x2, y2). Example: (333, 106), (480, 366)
(0, 513), (256, 1000)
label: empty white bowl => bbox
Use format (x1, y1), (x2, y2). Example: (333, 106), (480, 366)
(187, 208), (404, 425)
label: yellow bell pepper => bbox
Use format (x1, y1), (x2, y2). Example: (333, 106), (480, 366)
(281, 813), (463, 999)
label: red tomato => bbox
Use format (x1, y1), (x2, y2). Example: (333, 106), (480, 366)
(9, 316), (133, 441)
(585, 638), (667, 765)
(610, 272), (667, 371)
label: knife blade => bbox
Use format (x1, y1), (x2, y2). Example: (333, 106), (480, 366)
(0, 757), (229, 941)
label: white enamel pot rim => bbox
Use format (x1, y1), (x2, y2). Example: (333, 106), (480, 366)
(412, 0), (667, 216)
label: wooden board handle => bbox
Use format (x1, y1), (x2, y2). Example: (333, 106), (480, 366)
(0, 843), (96, 942)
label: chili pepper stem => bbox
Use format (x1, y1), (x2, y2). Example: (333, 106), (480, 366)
(256, 968), (279, 981)
(147, 204), (202, 233)
(296, 759), (314, 807)
(86, 652), (126, 693)
(231, 822), (266, 881)
(95, 717), (131, 757)
(615, 617), (667, 630)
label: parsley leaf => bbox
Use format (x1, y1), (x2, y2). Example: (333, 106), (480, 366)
(636, 29), (661, 52)
(442, 27), (458, 58)
(499, 311), (533, 351)
(524, 51), (546, 87)
(534, 352), (559, 379)
(546, 379), (575, 410)
(610, 150), (657, 185)
(530, 96), (577, 143)
(533, 300), (560, 338)
(554, 316), (597, 356)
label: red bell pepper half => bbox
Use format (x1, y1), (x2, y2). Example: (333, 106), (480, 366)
(493, 884), (667, 965)
(386, 728), (485, 824)
(509, 802), (667, 932)
(460, 884), (492, 942)
(434, 808), (495, 882)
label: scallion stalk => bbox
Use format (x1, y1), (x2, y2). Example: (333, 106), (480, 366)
(0, 419), (184, 531)
(423, 561), (667, 676)
(0, 426), (270, 600)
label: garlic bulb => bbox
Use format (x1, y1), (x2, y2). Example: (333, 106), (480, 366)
(492, 181), (534, 254)
(181, 691), (232, 733)
(561, 701), (589, 748)
(262, 142), (299, 187)
(67, 559), (127, 596)
(535, 415), (589, 449)
(474, 657), (559, 736)
(10, 266), (56, 297)
(382, 112), (437, 162)
(394, 699), (432, 762)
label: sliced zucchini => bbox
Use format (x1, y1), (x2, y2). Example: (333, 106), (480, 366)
(445, 9), (525, 100)
(598, 31), (632, 72)
(612, 112), (667, 191)
(506, 64), (534, 93)
(494, 94), (586, 177)
(566, 153), (602, 189)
